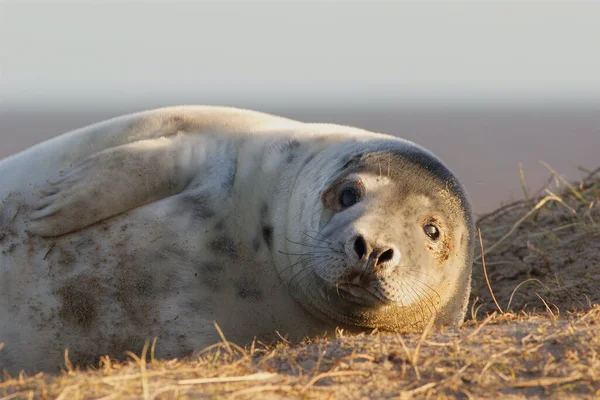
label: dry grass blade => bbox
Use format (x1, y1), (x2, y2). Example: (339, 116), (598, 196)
(507, 374), (583, 388)
(478, 227), (503, 314)
(410, 313), (436, 381)
(55, 384), (78, 400)
(0, 393), (31, 400)
(213, 321), (233, 355)
(231, 384), (294, 399)
(506, 278), (550, 311)
(63, 349), (74, 375)
(541, 161), (587, 202)
(476, 195), (556, 259)
(535, 293), (557, 319)
(459, 312), (497, 343)
(544, 189), (580, 217)
(95, 393), (120, 400)
(301, 371), (370, 393)
(140, 340), (150, 400)
(406, 381), (438, 395)
(519, 162), (529, 200)
(178, 372), (277, 385)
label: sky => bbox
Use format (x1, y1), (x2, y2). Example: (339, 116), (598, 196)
(1, 0), (600, 109)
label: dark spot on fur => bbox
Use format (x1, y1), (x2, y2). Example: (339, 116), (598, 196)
(235, 277), (263, 301)
(134, 271), (155, 295)
(115, 258), (160, 323)
(214, 219), (226, 231)
(180, 193), (215, 220)
(222, 157), (238, 191)
(200, 262), (224, 290)
(175, 334), (194, 355)
(57, 276), (102, 329)
(210, 236), (237, 257)
(262, 226), (273, 249)
(252, 235), (261, 252)
(259, 203), (272, 249)
(285, 140), (300, 151)
(105, 333), (149, 365)
(203, 261), (223, 273)
(186, 297), (216, 314)
(58, 248), (76, 269)
(298, 153), (316, 170)
(260, 203), (268, 220)
(269, 139), (300, 156)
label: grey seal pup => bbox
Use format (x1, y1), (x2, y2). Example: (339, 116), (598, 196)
(0, 106), (475, 374)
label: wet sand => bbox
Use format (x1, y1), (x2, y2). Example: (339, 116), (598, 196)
(1, 105), (598, 215)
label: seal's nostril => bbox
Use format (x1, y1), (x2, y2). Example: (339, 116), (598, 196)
(353, 235), (367, 260)
(378, 248), (394, 264)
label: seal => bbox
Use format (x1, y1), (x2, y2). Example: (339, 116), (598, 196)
(0, 106), (475, 374)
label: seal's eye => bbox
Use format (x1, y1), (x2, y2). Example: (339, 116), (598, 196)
(423, 224), (440, 241)
(339, 188), (360, 209)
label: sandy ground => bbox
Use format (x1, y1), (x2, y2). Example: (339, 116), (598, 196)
(1, 167), (599, 399)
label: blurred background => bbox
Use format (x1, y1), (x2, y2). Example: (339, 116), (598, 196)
(1, 1), (599, 215)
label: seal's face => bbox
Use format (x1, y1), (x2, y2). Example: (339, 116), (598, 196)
(287, 146), (474, 332)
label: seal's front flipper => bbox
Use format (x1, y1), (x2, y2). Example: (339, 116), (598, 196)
(29, 136), (198, 237)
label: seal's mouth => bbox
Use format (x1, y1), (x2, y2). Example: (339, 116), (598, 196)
(317, 278), (389, 308)
(300, 270), (431, 332)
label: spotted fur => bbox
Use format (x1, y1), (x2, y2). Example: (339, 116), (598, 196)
(0, 106), (474, 374)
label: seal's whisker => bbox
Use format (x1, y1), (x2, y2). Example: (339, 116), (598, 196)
(390, 277), (430, 323)
(405, 286), (424, 325)
(287, 265), (315, 292)
(387, 153), (391, 177)
(279, 257), (322, 281)
(410, 281), (439, 315)
(399, 281), (422, 324)
(299, 231), (334, 245)
(281, 253), (329, 276)
(303, 229), (336, 244)
(278, 250), (331, 257)
(402, 270), (442, 305)
(404, 277), (440, 317)
(288, 253), (333, 284)
(405, 267), (436, 281)
(294, 267), (323, 299)
(284, 237), (336, 251)
(402, 257), (442, 309)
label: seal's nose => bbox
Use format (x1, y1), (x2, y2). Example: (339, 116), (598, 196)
(351, 235), (400, 270)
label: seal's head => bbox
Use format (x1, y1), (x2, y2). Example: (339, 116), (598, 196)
(281, 137), (475, 332)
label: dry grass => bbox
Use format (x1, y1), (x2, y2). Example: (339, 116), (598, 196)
(2, 166), (600, 399)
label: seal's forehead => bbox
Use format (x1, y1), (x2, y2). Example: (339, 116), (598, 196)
(341, 146), (472, 220)
(345, 149), (453, 189)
